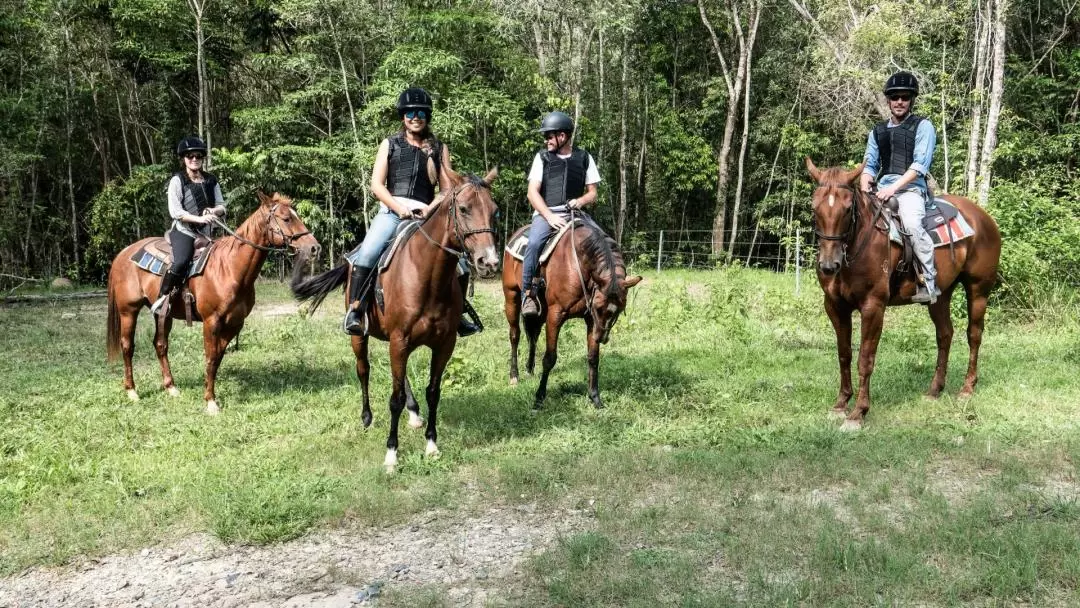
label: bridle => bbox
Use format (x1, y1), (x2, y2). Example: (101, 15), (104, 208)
(812, 184), (885, 267)
(416, 181), (497, 272)
(210, 203), (311, 253)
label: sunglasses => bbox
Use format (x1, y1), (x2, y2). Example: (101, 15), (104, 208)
(184, 153), (205, 160)
(543, 132), (562, 141)
(888, 94), (912, 102)
(403, 110), (428, 121)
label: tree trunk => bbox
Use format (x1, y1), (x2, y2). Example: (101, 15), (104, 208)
(976, 0), (1008, 207)
(64, 23), (79, 271)
(616, 34), (629, 245)
(728, 0), (761, 258)
(965, 0), (991, 196)
(187, 0), (210, 163)
(635, 87), (648, 231)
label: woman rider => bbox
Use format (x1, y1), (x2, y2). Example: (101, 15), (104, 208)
(343, 87), (482, 336)
(150, 136), (226, 315)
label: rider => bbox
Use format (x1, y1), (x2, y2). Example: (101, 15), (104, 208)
(343, 86), (483, 336)
(150, 136), (226, 315)
(520, 111), (601, 317)
(860, 71), (940, 304)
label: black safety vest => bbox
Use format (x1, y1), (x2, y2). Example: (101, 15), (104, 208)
(175, 171), (219, 216)
(873, 114), (925, 178)
(539, 148), (590, 208)
(387, 132), (443, 204)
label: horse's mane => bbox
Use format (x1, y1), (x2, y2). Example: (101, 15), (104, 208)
(579, 228), (625, 300)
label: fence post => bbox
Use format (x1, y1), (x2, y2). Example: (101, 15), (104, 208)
(656, 230), (664, 273)
(795, 229), (801, 297)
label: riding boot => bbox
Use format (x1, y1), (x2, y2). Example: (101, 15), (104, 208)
(457, 274), (483, 337)
(150, 271), (183, 316)
(911, 278), (940, 305)
(521, 277), (542, 317)
(343, 265), (373, 335)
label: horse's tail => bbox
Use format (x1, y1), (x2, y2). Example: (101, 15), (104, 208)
(291, 262), (349, 315)
(106, 268), (121, 363)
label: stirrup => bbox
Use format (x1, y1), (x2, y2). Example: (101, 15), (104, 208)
(150, 293), (169, 316)
(911, 285), (939, 305)
(343, 302), (367, 335)
(521, 294), (541, 317)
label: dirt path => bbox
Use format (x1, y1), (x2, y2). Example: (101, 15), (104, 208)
(1, 505), (590, 608)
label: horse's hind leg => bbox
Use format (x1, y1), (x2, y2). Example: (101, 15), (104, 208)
(404, 376), (424, 430)
(352, 334), (373, 428)
(120, 310), (139, 401)
(534, 312), (564, 410)
(423, 342), (455, 459)
(926, 287), (955, 398)
(505, 290), (522, 385)
(960, 278), (993, 397)
(524, 315), (543, 377)
(153, 315), (180, 397)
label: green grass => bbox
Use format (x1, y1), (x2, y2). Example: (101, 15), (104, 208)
(2, 268), (1079, 605)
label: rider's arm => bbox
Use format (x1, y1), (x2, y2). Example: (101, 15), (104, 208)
(370, 139), (413, 218)
(569, 154), (601, 209)
(860, 130), (879, 192)
(167, 176), (207, 224)
(206, 182), (226, 217)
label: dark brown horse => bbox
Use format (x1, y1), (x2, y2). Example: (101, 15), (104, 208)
(806, 158), (1001, 430)
(502, 216), (641, 410)
(292, 169), (500, 472)
(107, 191), (321, 413)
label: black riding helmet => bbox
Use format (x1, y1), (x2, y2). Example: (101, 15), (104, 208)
(176, 136), (208, 156)
(538, 111), (574, 134)
(883, 72), (919, 97)
(397, 87), (433, 118)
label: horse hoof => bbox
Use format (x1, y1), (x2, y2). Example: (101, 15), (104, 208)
(839, 419), (863, 432)
(510, 377), (518, 386)
(426, 440), (440, 459)
(206, 400), (220, 415)
(126, 389), (140, 402)
(408, 411), (425, 429)
(166, 386), (181, 398)
(829, 408), (847, 419)
(384, 449), (398, 473)
(958, 387), (975, 400)
(591, 398), (605, 410)
(361, 412), (373, 428)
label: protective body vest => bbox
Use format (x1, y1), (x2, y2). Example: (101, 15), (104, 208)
(387, 132), (443, 204)
(539, 147), (590, 208)
(873, 114), (925, 178)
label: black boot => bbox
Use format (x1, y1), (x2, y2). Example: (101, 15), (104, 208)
(457, 273), (483, 337)
(343, 265), (373, 335)
(150, 271), (183, 316)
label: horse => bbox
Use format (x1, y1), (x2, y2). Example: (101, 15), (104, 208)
(501, 214), (642, 410)
(805, 158), (1001, 430)
(106, 191), (321, 414)
(291, 169), (500, 472)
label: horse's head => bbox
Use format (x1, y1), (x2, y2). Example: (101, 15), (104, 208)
(805, 158), (863, 275)
(257, 191), (321, 259)
(444, 168), (501, 278)
(590, 274), (643, 344)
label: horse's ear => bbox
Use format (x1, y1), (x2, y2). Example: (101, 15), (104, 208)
(847, 163), (865, 184)
(805, 157), (822, 182)
(482, 166), (499, 185)
(623, 275), (642, 289)
(444, 166), (464, 187)
(256, 190), (272, 207)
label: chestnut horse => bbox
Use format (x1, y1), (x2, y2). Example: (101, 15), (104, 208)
(107, 191), (321, 413)
(806, 158), (1001, 430)
(502, 215), (642, 410)
(291, 170), (500, 472)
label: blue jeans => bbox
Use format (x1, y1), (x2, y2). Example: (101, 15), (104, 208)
(346, 208), (400, 268)
(522, 209), (569, 289)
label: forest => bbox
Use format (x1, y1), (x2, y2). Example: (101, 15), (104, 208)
(1, 0), (1077, 305)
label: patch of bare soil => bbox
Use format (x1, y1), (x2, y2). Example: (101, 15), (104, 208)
(0, 505), (592, 608)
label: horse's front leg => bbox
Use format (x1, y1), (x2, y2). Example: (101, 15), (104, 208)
(423, 340), (456, 459)
(505, 289), (522, 385)
(534, 309), (565, 410)
(404, 376), (424, 429)
(384, 336), (411, 473)
(927, 288), (955, 398)
(153, 314), (180, 397)
(845, 301), (886, 431)
(524, 315), (542, 377)
(824, 297), (854, 417)
(203, 318), (238, 415)
(584, 316), (604, 409)
(351, 334), (373, 428)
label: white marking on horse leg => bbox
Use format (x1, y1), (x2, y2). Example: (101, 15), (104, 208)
(384, 449), (398, 473)
(126, 389), (140, 402)
(167, 386), (181, 398)
(426, 440), (440, 458)
(408, 410), (424, 429)
(206, 400), (220, 415)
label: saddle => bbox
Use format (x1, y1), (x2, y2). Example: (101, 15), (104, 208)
(130, 231), (215, 325)
(504, 216), (593, 265)
(884, 197), (975, 277)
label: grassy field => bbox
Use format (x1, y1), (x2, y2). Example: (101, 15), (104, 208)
(2, 268), (1079, 606)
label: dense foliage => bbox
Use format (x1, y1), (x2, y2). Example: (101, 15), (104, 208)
(1, 0), (1077, 305)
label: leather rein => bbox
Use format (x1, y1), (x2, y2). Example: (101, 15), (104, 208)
(209, 204), (311, 253)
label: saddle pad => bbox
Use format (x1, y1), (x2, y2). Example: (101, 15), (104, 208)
(377, 220), (422, 273)
(887, 199), (975, 248)
(504, 218), (588, 263)
(129, 239), (216, 277)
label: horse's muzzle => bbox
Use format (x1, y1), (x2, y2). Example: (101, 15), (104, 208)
(473, 247), (500, 278)
(818, 260), (841, 275)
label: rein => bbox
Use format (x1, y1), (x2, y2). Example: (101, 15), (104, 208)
(416, 182), (497, 272)
(209, 204), (311, 253)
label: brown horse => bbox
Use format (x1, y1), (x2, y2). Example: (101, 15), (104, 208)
(806, 158), (1001, 430)
(291, 170), (500, 472)
(502, 216), (642, 410)
(107, 191), (321, 413)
